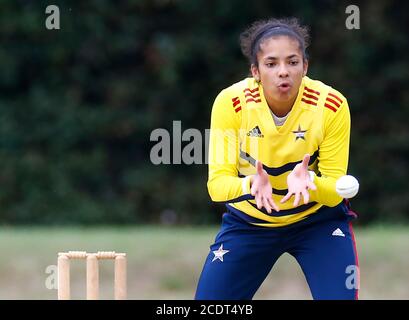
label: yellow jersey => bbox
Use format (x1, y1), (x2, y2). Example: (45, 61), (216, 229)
(207, 76), (351, 227)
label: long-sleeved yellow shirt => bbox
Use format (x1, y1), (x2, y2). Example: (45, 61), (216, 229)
(207, 76), (351, 227)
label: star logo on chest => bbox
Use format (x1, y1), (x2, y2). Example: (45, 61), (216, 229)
(292, 124), (307, 141)
(212, 244), (229, 262)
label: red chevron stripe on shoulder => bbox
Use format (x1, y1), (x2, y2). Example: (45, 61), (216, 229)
(245, 92), (260, 99)
(324, 92), (344, 112)
(324, 103), (337, 112)
(243, 88), (261, 104)
(302, 92), (319, 101)
(326, 97), (341, 108)
(301, 86), (320, 107)
(328, 93), (343, 104)
(304, 86), (320, 95)
(231, 97), (242, 113)
(232, 97), (240, 107)
(301, 98), (317, 106)
(243, 87), (259, 94)
(245, 98), (261, 103)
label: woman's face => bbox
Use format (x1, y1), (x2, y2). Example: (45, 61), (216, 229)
(251, 36), (308, 108)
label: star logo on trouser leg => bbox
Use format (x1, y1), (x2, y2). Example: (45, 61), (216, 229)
(212, 244), (229, 262)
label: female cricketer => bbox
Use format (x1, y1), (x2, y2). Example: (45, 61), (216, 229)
(195, 17), (359, 300)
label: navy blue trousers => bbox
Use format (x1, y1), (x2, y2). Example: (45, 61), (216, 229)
(195, 202), (359, 300)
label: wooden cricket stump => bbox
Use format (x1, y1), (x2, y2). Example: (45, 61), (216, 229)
(57, 251), (127, 300)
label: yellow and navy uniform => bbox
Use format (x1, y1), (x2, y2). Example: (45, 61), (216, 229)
(207, 76), (351, 227)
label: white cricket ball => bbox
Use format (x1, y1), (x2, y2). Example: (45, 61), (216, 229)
(336, 175), (360, 199)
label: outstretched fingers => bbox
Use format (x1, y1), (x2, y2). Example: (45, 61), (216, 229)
(255, 160), (264, 176)
(250, 183), (256, 196)
(293, 192), (301, 207)
(267, 196), (280, 212)
(251, 160), (279, 213)
(256, 194), (279, 213)
(302, 189), (310, 204)
(262, 196), (272, 213)
(255, 191), (262, 209)
(280, 192), (293, 204)
(302, 154), (310, 170)
(307, 180), (317, 191)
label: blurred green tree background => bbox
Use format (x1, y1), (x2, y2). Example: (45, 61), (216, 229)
(0, 0), (408, 225)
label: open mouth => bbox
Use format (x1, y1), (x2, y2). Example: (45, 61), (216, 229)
(277, 82), (291, 92)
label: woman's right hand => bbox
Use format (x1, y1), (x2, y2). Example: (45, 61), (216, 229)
(250, 161), (279, 213)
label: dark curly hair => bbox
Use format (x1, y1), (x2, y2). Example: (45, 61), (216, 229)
(240, 17), (310, 67)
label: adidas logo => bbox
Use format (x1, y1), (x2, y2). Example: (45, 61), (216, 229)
(332, 228), (345, 237)
(247, 126), (264, 138)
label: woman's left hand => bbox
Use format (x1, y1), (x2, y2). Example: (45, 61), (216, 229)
(280, 154), (317, 207)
